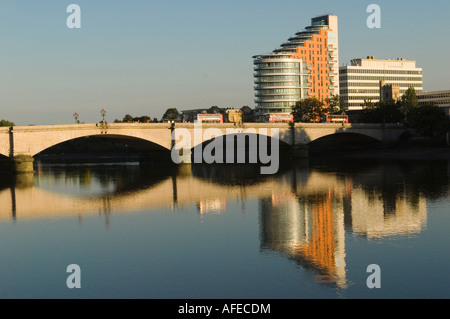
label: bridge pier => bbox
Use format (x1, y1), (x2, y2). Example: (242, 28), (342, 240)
(177, 148), (192, 164)
(12, 155), (35, 174)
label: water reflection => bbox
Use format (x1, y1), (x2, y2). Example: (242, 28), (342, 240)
(0, 159), (448, 290)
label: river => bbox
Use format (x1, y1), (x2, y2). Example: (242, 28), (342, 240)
(0, 157), (449, 299)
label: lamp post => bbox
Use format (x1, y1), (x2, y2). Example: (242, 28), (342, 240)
(73, 112), (79, 124)
(100, 108), (106, 123)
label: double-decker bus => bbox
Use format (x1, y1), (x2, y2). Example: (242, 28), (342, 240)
(268, 113), (294, 123)
(322, 114), (349, 123)
(197, 114), (223, 123)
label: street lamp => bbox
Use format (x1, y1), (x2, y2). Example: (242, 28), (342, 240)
(100, 108), (107, 123)
(73, 112), (79, 124)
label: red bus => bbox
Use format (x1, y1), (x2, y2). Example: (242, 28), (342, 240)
(268, 113), (294, 123)
(197, 114), (223, 123)
(322, 115), (349, 123)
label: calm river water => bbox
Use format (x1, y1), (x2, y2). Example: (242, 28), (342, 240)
(0, 157), (449, 299)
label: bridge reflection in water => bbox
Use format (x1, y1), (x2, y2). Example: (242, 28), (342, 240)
(0, 160), (429, 289)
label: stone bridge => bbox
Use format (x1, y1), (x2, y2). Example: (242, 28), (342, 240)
(0, 122), (407, 172)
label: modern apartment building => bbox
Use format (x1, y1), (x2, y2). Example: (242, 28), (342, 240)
(253, 14), (339, 119)
(417, 90), (450, 116)
(339, 56), (423, 110)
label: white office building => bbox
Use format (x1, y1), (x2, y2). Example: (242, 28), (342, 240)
(339, 56), (423, 110)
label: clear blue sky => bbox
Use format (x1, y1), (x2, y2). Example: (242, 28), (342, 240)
(1, 0), (449, 125)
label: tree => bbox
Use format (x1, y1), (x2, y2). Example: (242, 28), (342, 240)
(162, 108), (180, 122)
(406, 103), (450, 137)
(133, 115), (151, 123)
(326, 94), (343, 114)
(115, 114), (152, 123)
(362, 99), (377, 110)
(359, 100), (404, 123)
(0, 119), (15, 127)
(123, 114), (134, 123)
(400, 87), (419, 115)
(292, 98), (329, 123)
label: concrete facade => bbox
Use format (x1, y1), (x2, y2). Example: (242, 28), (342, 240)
(340, 56), (423, 110)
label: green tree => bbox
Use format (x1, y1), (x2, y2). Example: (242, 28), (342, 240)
(123, 114), (134, 122)
(162, 108), (180, 122)
(115, 114), (152, 123)
(326, 94), (342, 114)
(292, 98), (329, 123)
(133, 115), (151, 123)
(400, 87), (419, 115)
(406, 103), (450, 137)
(0, 119), (15, 127)
(362, 99), (377, 110)
(359, 100), (404, 123)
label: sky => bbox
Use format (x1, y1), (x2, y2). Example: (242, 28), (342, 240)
(1, 0), (449, 126)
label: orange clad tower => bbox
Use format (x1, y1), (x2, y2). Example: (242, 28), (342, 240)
(253, 14), (339, 120)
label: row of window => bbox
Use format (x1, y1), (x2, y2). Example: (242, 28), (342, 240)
(256, 95), (301, 101)
(256, 102), (297, 108)
(255, 82), (301, 88)
(341, 89), (416, 95)
(340, 76), (423, 82)
(345, 96), (380, 101)
(254, 55), (297, 61)
(340, 89), (381, 94)
(255, 88), (301, 94)
(255, 76), (301, 82)
(339, 69), (422, 75)
(255, 69), (302, 75)
(254, 62), (301, 68)
(418, 94), (450, 99)
(340, 82), (423, 88)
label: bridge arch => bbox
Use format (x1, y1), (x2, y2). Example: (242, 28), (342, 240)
(189, 131), (291, 164)
(34, 134), (170, 158)
(308, 132), (382, 145)
(8, 123), (173, 157)
(292, 123), (406, 145)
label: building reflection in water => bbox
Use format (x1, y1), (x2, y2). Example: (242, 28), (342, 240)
(0, 161), (434, 289)
(346, 186), (427, 239)
(259, 190), (348, 288)
(258, 165), (429, 289)
(197, 198), (227, 215)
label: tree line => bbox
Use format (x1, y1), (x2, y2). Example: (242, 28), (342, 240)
(113, 108), (180, 123)
(0, 119), (15, 127)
